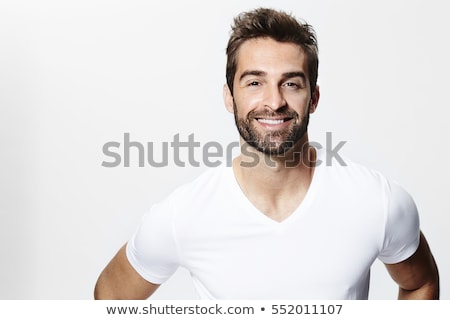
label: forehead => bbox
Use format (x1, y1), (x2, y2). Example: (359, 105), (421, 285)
(235, 37), (307, 76)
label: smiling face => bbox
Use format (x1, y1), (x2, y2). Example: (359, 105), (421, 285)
(224, 37), (319, 156)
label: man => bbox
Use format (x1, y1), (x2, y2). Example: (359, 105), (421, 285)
(94, 8), (439, 299)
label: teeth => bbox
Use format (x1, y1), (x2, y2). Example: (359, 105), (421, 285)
(258, 119), (284, 125)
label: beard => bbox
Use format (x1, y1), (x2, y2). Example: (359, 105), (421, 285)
(233, 102), (310, 156)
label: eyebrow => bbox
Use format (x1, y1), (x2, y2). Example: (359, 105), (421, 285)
(239, 70), (307, 82)
(282, 71), (307, 81)
(239, 70), (266, 82)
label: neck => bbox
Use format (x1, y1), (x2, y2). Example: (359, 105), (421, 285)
(232, 135), (316, 222)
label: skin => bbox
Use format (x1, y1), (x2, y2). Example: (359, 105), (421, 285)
(94, 245), (159, 299)
(94, 37), (439, 300)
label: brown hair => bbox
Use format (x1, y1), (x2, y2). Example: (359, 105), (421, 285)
(226, 8), (319, 95)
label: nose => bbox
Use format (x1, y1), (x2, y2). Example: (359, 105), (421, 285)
(262, 85), (286, 111)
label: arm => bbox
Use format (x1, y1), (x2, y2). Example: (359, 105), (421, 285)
(384, 231), (439, 299)
(94, 244), (160, 300)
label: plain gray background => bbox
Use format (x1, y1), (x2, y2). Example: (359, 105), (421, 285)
(1, 0), (448, 299)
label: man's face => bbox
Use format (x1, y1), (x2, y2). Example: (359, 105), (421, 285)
(224, 37), (318, 155)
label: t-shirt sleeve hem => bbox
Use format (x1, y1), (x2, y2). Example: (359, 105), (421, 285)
(378, 234), (420, 265)
(125, 241), (168, 285)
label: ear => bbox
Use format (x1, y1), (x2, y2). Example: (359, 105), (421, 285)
(223, 84), (234, 114)
(309, 85), (320, 114)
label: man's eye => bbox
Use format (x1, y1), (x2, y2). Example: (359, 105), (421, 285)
(284, 82), (299, 88)
(248, 81), (260, 86)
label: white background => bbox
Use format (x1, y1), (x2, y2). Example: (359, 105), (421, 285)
(0, 0), (448, 299)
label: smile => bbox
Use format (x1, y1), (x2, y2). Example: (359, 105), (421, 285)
(256, 117), (293, 125)
(258, 119), (284, 124)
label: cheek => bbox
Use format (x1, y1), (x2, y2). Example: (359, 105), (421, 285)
(286, 95), (311, 113)
(233, 94), (261, 115)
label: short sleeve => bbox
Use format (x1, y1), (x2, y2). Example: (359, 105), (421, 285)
(126, 194), (181, 284)
(378, 181), (420, 264)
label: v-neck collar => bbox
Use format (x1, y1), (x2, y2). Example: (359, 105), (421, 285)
(228, 147), (324, 226)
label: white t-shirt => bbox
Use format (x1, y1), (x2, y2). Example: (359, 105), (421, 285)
(126, 148), (420, 299)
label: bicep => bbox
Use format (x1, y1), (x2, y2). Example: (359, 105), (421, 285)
(94, 244), (159, 300)
(384, 232), (439, 299)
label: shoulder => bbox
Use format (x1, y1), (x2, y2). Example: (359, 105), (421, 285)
(137, 165), (230, 232)
(316, 148), (391, 192)
(169, 165), (231, 202)
(326, 151), (415, 204)
(316, 148), (418, 216)
(150, 165), (233, 220)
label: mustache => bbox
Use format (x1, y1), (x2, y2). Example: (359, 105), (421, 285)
(247, 109), (299, 120)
